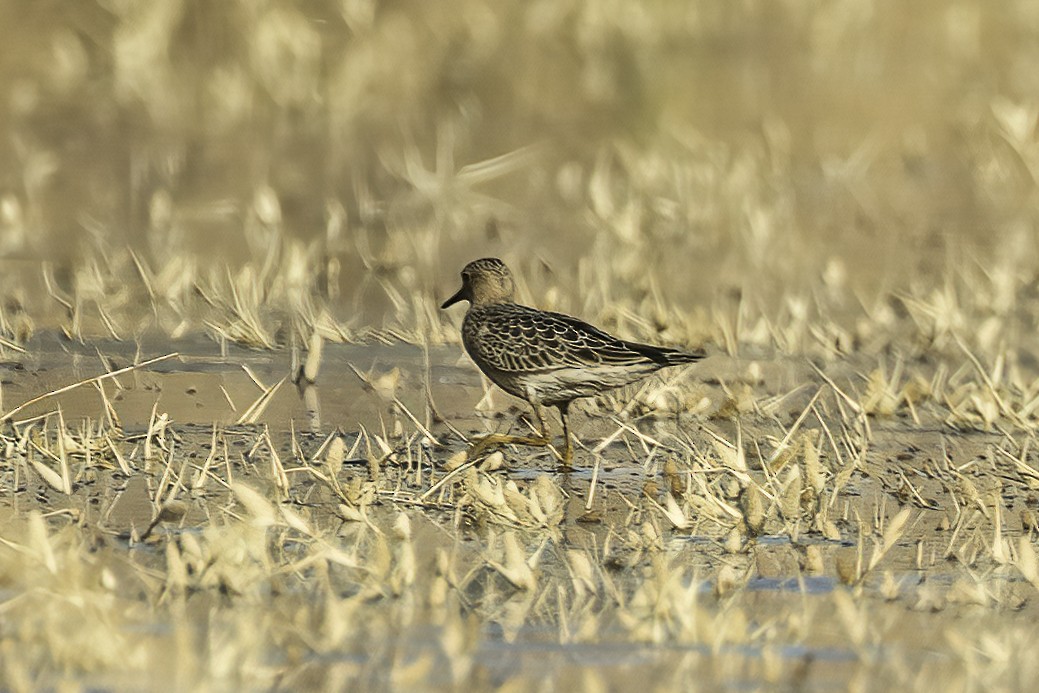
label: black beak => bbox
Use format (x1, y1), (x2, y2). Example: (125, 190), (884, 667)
(441, 285), (468, 309)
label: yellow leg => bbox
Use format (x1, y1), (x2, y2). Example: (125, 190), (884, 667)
(531, 404), (550, 439)
(465, 401), (575, 466)
(557, 401), (575, 470)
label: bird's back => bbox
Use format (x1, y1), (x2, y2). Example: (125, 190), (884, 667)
(461, 302), (702, 405)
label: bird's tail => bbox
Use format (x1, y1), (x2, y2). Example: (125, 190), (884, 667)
(624, 341), (705, 366)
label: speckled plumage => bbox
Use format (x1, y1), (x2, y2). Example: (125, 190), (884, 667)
(461, 302), (701, 405)
(442, 257), (703, 466)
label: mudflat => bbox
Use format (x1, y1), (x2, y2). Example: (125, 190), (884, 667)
(1, 335), (1037, 690)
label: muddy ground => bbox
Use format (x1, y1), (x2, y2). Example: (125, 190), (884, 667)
(1, 335), (1037, 691)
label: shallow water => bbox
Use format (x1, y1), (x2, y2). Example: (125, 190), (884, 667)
(2, 335), (1038, 689)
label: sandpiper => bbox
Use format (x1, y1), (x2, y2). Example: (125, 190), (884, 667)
(441, 257), (703, 467)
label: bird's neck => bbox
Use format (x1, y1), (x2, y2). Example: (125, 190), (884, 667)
(471, 297), (515, 308)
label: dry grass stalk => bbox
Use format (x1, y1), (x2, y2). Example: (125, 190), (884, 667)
(235, 377), (285, 425)
(0, 352), (180, 423)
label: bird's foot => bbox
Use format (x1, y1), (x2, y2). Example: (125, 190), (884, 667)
(554, 444), (575, 472)
(466, 433), (550, 461)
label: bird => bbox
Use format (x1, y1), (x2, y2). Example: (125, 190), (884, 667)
(441, 257), (704, 468)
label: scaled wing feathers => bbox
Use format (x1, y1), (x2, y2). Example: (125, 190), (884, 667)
(467, 305), (666, 373)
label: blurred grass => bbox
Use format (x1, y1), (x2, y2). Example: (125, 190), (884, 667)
(0, 0), (1037, 351)
(8, 6), (1039, 689)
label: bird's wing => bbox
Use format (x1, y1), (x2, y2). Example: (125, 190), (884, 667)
(468, 305), (657, 373)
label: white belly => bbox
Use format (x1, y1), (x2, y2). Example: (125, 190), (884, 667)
(522, 364), (659, 405)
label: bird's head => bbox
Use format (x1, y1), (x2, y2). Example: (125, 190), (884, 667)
(441, 257), (516, 309)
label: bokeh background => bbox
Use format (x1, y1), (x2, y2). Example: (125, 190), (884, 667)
(1, 0), (1038, 352)
(8, 6), (1039, 690)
